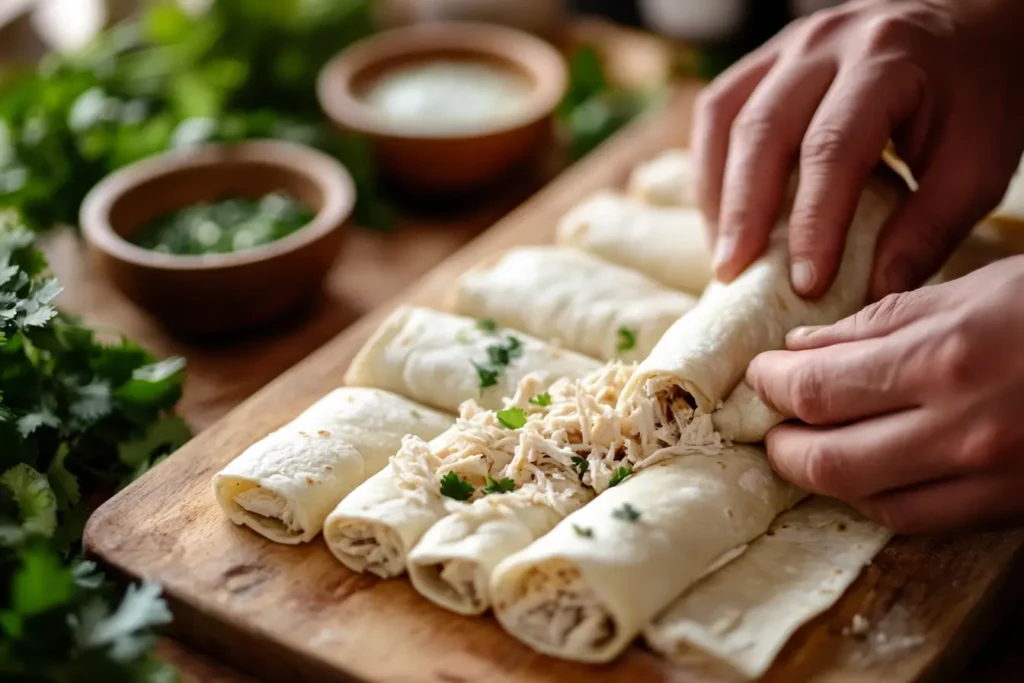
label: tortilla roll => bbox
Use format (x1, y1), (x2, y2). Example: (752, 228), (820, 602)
(645, 497), (891, 679)
(712, 381), (787, 443)
(490, 445), (803, 663)
(620, 169), (906, 421)
(450, 246), (697, 362)
(213, 388), (453, 544)
(345, 306), (599, 412)
(627, 148), (695, 206)
(556, 191), (713, 294)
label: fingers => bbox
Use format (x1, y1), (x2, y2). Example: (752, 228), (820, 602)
(765, 406), (965, 501)
(748, 332), (922, 425)
(692, 47), (780, 236)
(786, 58), (926, 297)
(870, 138), (1015, 299)
(713, 57), (838, 282)
(856, 475), (1019, 534)
(785, 286), (941, 350)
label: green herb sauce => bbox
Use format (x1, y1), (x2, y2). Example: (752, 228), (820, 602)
(132, 193), (314, 256)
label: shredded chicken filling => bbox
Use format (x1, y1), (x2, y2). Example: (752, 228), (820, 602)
(498, 561), (616, 652)
(328, 522), (405, 578)
(234, 486), (301, 534)
(434, 559), (484, 610)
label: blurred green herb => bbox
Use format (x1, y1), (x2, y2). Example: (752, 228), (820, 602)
(556, 46), (661, 161)
(0, 0), (396, 233)
(0, 210), (189, 681)
(439, 472), (474, 502)
(482, 475), (515, 495)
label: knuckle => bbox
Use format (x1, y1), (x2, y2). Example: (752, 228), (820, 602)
(801, 123), (855, 170)
(789, 366), (828, 423)
(933, 329), (977, 391)
(869, 500), (923, 535)
(801, 440), (845, 496)
(790, 9), (846, 52)
(731, 108), (784, 151)
(862, 15), (912, 52)
(959, 418), (1011, 471)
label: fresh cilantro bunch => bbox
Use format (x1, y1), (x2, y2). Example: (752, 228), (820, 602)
(0, 0), (395, 233)
(0, 211), (189, 681)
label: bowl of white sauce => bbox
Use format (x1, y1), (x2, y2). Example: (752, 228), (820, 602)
(317, 22), (567, 194)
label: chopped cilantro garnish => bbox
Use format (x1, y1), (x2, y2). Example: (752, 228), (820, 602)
(439, 472), (474, 501)
(476, 318), (499, 333)
(612, 503), (641, 522)
(571, 456), (589, 478)
(483, 475), (516, 494)
(410, 409), (422, 419)
(496, 407), (527, 430)
(609, 465), (633, 487)
(616, 326), (637, 354)
(573, 524), (594, 538)
(529, 392), (552, 407)
(473, 362), (500, 393)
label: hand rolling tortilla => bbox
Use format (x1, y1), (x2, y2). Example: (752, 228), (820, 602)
(345, 306), (600, 412)
(490, 445), (804, 663)
(556, 191), (713, 294)
(645, 497), (891, 679)
(213, 388), (453, 544)
(620, 170), (906, 444)
(449, 246), (697, 362)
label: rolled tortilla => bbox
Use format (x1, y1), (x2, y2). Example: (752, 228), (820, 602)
(645, 497), (892, 679)
(556, 191), (713, 294)
(621, 169), (905, 419)
(450, 246), (697, 362)
(490, 445), (804, 663)
(345, 306), (599, 412)
(627, 148), (695, 206)
(712, 381), (786, 443)
(407, 484), (591, 615)
(213, 388), (453, 544)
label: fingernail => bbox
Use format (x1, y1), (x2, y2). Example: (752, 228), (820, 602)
(785, 325), (824, 347)
(790, 259), (815, 295)
(712, 233), (737, 274)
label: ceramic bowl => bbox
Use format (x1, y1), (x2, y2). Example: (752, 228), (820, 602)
(80, 140), (355, 335)
(317, 21), (567, 194)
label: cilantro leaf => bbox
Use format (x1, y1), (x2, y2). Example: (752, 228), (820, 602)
(47, 443), (81, 510)
(439, 472), (474, 501)
(117, 415), (192, 472)
(475, 318), (499, 333)
(71, 580), (173, 661)
(496, 407), (527, 430)
(483, 475), (516, 495)
(609, 465), (633, 488)
(571, 456), (589, 478)
(473, 361), (500, 393)
(115, 356), (186, 407)
(0, 464), (57, 538)
(573, 524), (594, 538)
(616, 326), (637, 354)
(529, 392), (551, 407)
(612, 502), (641, 522)
(7, 544), (74, 615)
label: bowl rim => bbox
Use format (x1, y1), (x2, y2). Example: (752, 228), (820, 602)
(80, 139), (356, 272)
(317, 21), (568, 141)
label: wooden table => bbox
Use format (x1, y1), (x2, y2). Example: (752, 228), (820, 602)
(31, 18), (1024, 683)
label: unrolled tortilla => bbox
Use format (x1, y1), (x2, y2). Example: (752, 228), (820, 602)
(345, 306), (599, 412)
(490, 445), (804, 663)
(645, 497), (892, 679)
(556, 191), (713, 294)
(449, 246), (697, 362)
(213, 388), (453, 544)
(627, 148), (695, 206)
(621, 169), (906, 421)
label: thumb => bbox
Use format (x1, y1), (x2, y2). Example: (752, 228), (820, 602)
(786, 286), (940, 351)
(870, 142), (1012, 301)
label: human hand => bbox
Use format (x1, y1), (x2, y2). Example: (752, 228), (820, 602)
(693, 0), (1024, 299)
(746, 256), (1024, 533)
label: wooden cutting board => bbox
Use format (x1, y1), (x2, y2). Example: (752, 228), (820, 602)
(84, 84), (1024, 683)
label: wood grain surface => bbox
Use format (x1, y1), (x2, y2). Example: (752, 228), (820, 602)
(81, 86), (1024, 683)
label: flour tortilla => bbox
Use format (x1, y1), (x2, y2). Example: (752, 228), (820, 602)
(407, 491), (569, 615)
(213, 388), (453, 544)
(556, 191), (713, 294)
(449, 246), (697, 362)
(628, 148), (695, 206)
(345, 306), (599, 412)
(645, 497), (892, 679)
(712, 381), (787, 443)
(621, 169), (906, 417)
(490, 445), (804, 663)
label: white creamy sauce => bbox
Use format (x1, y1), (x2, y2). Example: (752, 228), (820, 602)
(364, 60), (531, 135)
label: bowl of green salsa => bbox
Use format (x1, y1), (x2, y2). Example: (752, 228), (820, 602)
(81, 140), (355, 334)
